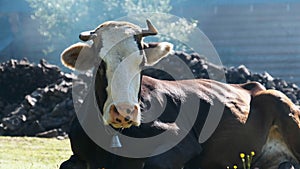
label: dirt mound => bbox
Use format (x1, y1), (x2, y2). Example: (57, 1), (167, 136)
(0, 52), (299, 138)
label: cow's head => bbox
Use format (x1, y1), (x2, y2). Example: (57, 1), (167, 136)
(61, 20), (173, 128)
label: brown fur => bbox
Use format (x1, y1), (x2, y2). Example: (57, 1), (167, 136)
(142, 76), (264, 124)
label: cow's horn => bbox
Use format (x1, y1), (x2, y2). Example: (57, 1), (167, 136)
(141, 19), (158, 37)
(79, 30), (97, 41)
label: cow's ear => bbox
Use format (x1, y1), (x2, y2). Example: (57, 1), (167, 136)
(144, 42), (173, 66)
(61, 42), (95, 71)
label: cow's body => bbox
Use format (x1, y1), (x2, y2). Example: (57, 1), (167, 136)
(59, 20), (300, 169)
(61, 69), (300, 169)
(186, 88), (300, 169)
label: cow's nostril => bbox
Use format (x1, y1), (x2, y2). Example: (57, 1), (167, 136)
(124, 116), (131, 122)
(116, 118), (122, 123)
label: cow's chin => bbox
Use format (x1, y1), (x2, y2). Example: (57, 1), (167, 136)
(110, 122), (133, 129)
(108, 121), (140, 129)
(102, 117), (141, 129)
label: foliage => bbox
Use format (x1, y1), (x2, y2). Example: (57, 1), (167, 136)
(26, 0), (198, 55)
(156, 17), (198, 51)
(0, 136), (71, 169)
(123, 0), (172, 15)
(26, 0), (90, 54)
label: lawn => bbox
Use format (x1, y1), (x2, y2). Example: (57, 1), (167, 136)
(0, 136), (72, 169)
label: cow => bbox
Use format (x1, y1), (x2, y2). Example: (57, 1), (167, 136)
(59, 20), (300, 169)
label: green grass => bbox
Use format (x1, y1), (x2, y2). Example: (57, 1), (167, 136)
(0, 136), (72, 169)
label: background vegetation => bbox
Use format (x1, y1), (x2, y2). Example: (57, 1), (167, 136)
(25, 0), (196, 55)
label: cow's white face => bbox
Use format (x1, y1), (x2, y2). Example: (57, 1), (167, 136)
(61, 20), (173, 128)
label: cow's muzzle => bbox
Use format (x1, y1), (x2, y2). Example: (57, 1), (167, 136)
(109, 103), (140, 128)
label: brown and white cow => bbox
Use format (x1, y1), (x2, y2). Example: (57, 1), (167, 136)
(60, 20), (300, 169)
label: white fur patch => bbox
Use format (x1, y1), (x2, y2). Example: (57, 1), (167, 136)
(98, 25), (143, 123)
(99, 25), (140, 58)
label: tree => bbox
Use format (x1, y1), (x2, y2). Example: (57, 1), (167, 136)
(26, 0), (197, 55)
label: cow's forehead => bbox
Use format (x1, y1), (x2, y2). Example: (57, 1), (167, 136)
(95, 21), (142, 34)
(97, 21), (144, 62)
